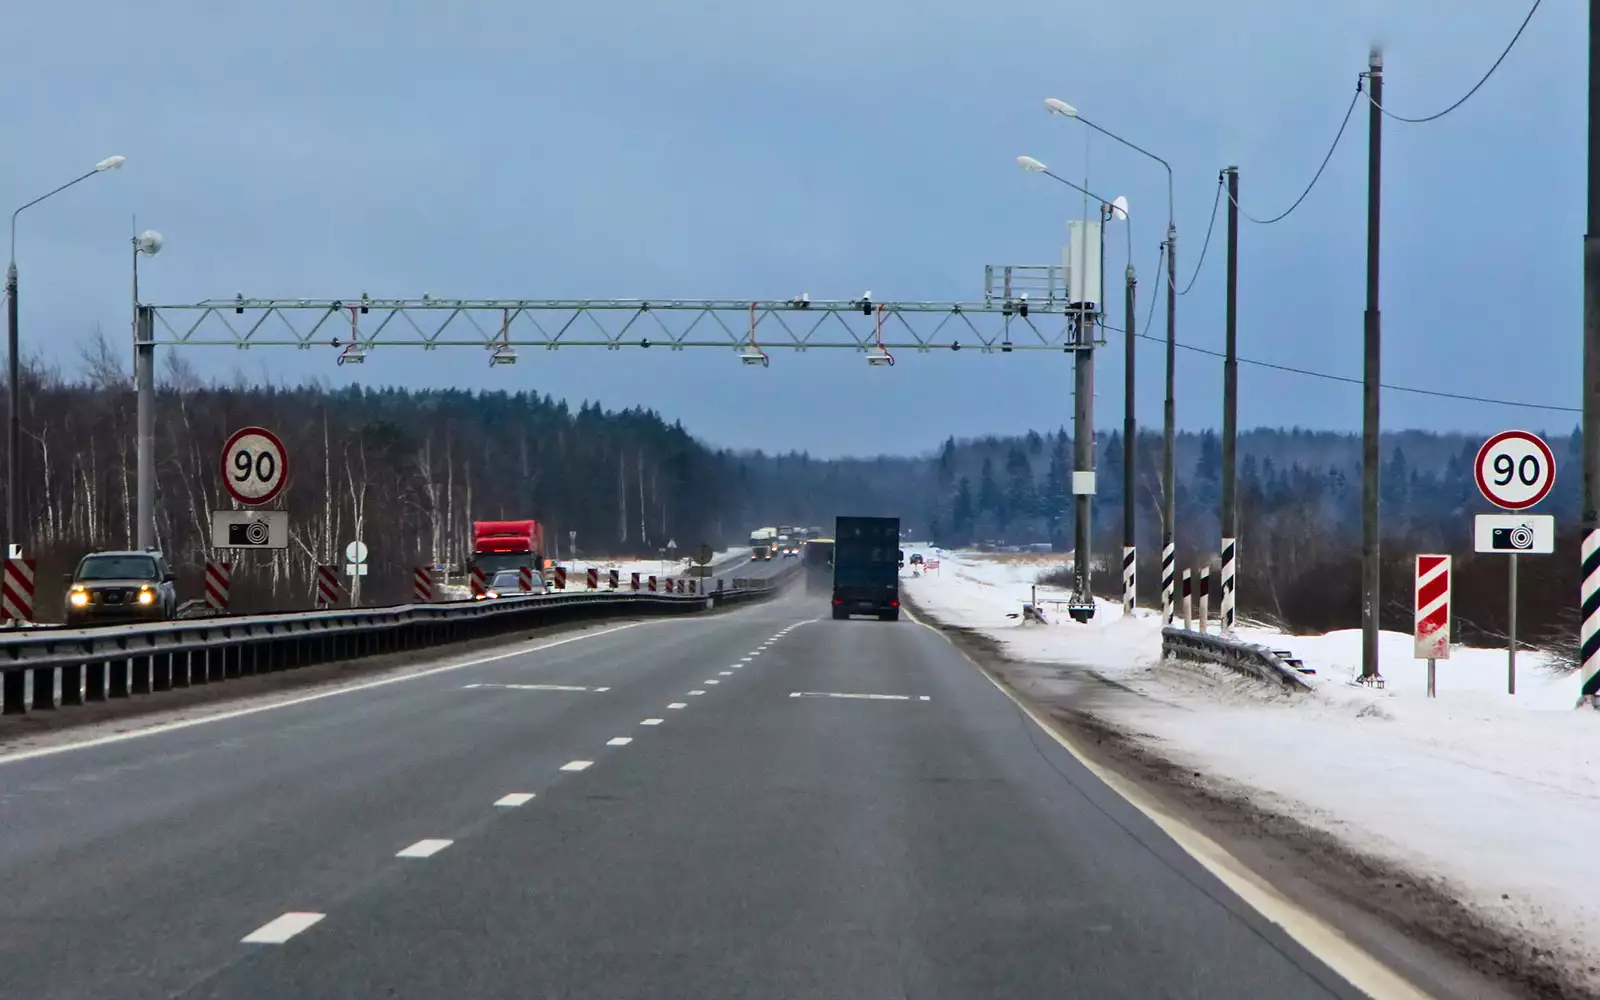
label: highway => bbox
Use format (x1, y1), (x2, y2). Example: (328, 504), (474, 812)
(0, 585), (1368, 999)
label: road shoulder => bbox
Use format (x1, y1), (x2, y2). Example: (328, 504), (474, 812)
(903, 593), (1589, 1000)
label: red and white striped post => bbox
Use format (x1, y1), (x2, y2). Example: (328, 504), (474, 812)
(688, 579), (697, 595)
(315, 565), (340, 608)
(647, 575), (657, 593)
(204, 561), (232, 613)
(631, 572), (641, 591)
(469, 565), (489, 598)
(554, 566), (567, 590)
(517, 566), (534, 593)
(413, 566), (435, 603)
(1415, 554), (1451, 697)
(2, 557), (36, 623)
(609, 568), (619, 589)
(587, 567), (599, 589)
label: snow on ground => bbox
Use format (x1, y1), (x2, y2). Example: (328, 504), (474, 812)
(904, 546), (1600, 981)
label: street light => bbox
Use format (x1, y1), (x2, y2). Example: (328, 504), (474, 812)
(1017, 155), (1130, 617)
(1046, 97), (1180, 627)
(4, 154), (127, 565)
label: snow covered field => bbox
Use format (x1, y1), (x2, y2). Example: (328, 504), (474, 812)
(903, 547), (1600, 986)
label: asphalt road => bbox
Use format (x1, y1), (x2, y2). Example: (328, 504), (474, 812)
(0, 586), (1370, 999)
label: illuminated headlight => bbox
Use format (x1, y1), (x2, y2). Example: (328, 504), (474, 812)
(485, 590), (499, 599)
(68, 589), (88, 607)
(137, 588), (155, 606)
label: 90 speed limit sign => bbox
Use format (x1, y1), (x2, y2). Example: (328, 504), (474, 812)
(220, 426), (289, 506)
(1474, 429), (1556, 511)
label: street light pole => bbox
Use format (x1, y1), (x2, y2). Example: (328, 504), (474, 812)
(1361, 51), (1384, 682)
(1583, 3), (1600, 708)
(132, 229), (163, 551)
(3, 155), (126, 572)
(1044, 99), (1178, 624)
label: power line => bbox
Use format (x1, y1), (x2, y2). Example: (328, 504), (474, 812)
(1178, 178), (1223, 295)
(1226, 84), (1363, 225)
(1143, 240), (1165, 335)
(1366, 0), (1542, 124)
(1094, 319), (1578, 414)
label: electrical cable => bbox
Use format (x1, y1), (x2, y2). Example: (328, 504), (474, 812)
(1178, 178), (1223, 295)
(1366, 0), (1542, 124)
(1226, 86), (1362, 225)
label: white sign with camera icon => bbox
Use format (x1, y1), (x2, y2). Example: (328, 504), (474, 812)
(1473, 513), (1555, 555)
(210, 509), (290, 550)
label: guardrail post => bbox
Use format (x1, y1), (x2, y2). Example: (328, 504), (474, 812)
(109, 658), (130, 698)
(224, 645), (241, 680)
(2, 668), (26, 714)
(131, 654), (152, 695)
(85, 661), (107, 701)
(31, 665), (55, 710)
(153, 652), (174, 691)
(60, 662), (83, 705)
(171, 650), (190, 688)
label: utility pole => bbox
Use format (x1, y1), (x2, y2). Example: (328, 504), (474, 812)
(1360, 49), (1384, 681)
(1162, 227), (1177, 625)
(1074, 307), (1096, 604)
(1582, 3), (1600, 708)
(1123, 261), (1137, 615)
(135, 306), (156, 550)
(1221, 166), (1240, 633)
(3, 261), (17, 569)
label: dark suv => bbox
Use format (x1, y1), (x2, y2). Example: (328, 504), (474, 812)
(64, 551), (178, 627)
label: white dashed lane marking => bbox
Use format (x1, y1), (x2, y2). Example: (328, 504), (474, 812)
(242, 912), (324, 944)
(396, 839), (454, 859)
(560, 760), (594, 772)
(464, 683), (599, 693)
(718, 671), (733, 676)
(667, 702), (688, 710)
(788, 691), (931, 702)
(607, 737), (633, 746)
(688, 690), (706, 697)
(495, 793), (536, 807)
(704, 680), (720, 685)
(640, 718), (664, 726)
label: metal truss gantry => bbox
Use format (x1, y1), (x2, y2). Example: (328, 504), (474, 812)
(142, 293), (1102, 367)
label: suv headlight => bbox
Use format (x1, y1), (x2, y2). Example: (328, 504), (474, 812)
(137, 587), (155, 606)
(68, 587), (88, 607)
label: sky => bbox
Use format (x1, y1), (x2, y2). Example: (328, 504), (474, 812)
(0, 0), (1582, 458)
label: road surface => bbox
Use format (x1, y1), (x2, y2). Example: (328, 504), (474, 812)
(0, 586), (1370, 998)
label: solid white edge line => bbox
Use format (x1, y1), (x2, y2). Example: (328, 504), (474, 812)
(241, 911), (325, 944)
(606, 737), (633, 746)
(0, 620), (663, 766)
(640, 718), (664, 726)
(395, 838), (454, 858)
(902, 607), (1432, 1000)
(560, 759), (594, 771)
(494, 793), (536, 807)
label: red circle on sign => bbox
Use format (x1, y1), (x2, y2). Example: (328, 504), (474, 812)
(220, 426), (289, 506)
(1474, 430), (1555, 510)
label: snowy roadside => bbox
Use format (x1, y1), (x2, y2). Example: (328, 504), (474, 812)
(903, 547), (1600, 992)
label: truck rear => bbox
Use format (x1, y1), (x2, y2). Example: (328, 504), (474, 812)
(471, 520), (545, 588)
(831, 516), (900, 621)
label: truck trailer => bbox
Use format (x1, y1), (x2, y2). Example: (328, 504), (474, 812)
(831, 516), (900, 621)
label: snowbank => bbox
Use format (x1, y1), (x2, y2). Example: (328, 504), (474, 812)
(904, 547), (1600, 984)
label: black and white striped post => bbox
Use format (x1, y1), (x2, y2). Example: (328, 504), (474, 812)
(1122, 547), (1136, 615)
(1220, 537), (1237, 634)
(1181, 568), (1192, 630)
(1199, 565), (1210, 634)
(1583, 531), (1600, 707)
(1162, 543), (1175, 624)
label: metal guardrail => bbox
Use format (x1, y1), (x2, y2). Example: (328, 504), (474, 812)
(0, 567), (798, 716)
(1161, 627), (1314, 693)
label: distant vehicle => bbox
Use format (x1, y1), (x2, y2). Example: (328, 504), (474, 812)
(64, 550), (178, 626)
(804, 538), (835, 594)
(910, 553), (924, 565)
(831, 516), (900, 621)
(749, 526), (778, 561)
(476, 568), (544, 599)
(472, 520), (545, 584)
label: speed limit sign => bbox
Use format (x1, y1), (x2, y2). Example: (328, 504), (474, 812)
(220, 426), (289, 506)
(1475, 430), (1556, 510)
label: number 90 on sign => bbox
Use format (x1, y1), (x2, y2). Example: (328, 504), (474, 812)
(220, 427), (289, 505)
(1474, 430), (1555, 511)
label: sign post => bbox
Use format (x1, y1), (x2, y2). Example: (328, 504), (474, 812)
(1474, 430), (1557, 696)
(1414, 555), (1451, 697)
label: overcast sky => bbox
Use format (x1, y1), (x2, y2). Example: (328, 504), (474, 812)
(1, 0), (1578, 457)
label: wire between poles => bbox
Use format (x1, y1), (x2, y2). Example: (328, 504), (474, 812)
(1227, 85), (1363, 226)
(1178, 178), (1223, 294)
(1366, 0), (1542, 124)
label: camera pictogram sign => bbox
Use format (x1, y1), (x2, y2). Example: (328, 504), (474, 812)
(1473, 513), (1555, 555)
(210, 509), (290, 549)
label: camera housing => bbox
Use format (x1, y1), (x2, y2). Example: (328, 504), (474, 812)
(227, 519), (271, 546)
(1490, 524), (1534, 551)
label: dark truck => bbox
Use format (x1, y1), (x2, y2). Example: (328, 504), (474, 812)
(831, 516), (900, 621)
